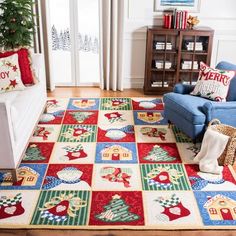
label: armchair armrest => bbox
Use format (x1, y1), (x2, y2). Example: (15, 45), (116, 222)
(173, 83), (195, 94)
(203, 101), (236, 124)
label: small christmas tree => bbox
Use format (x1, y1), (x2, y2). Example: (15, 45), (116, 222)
(24, 144), (45, 161)
(144, 145), (176, 162)
(69, 111), (94, 123)
(78, 33), (83, 51)
(51, 25), (59, 50)
(96, 194), (139, 222)
(83, 35), (89, 52)
(0, 0), (35, 49)
(92, 38), (99, 54)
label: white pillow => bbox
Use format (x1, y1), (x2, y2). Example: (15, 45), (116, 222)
(0, 54), (25, 94)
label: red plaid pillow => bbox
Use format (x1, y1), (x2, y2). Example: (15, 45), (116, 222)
(0, 48), (34, 85)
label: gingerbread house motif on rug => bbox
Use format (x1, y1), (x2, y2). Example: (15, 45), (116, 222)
(204, 194), (236, 220)
(101, 145), (132, 161)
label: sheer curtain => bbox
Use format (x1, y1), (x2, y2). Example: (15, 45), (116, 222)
(99, 0), (125, 91)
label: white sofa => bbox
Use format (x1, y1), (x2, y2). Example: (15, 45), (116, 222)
(0, 54), (47, 179)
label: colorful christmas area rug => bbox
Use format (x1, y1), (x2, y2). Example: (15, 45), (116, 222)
(0, 97), (236, 230)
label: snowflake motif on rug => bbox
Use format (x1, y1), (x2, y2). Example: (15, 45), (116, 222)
(155, 194), (190, 221)
(33, 126), (53, 141)
(144, 145), (176, 162)
(105, 125), (134, 140)
(61, 144), (87, 161)
(104, 112), (126, 124)
(0, 193), (25, 219)
(69, 111), (95, 123)
(141, 127), (167, 141)
(100, 167), (132, 188)
(43, 167), (89, 190)
(145, 166), (183, 189)
(40, 193), (87, 222)
(23, 144), (46, 161)
(96, 194), (139, 222)
(61, 125), (94, 142)
(204, 194), (236, 221)
(137, 112), (163, 124)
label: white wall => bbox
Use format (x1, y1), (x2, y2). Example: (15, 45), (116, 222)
(123, 0), (236, 88)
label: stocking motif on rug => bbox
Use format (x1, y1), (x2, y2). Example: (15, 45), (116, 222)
(61, 126), (93, 141)
(104, 112), (126, 124)
(62, 144), (87, 161)
(100, 167), (132, 188)
(144, 145), (176, 162)
(0, 193), (25, 219)
(96, 194), (139, 222)
(40, 193), (87, 222)
(155, 194), (190, 221)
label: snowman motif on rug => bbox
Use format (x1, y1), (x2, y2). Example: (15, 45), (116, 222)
(0, 193), (25, 220)
(40, 193), (87, 222)
(189, 171), (236, 191)
(61, 144), (87, 161)
(43, 167), (90, 190)
(155, 194), (190, 222)
(145, 166), (183, 189)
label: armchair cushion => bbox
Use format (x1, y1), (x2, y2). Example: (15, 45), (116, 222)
(173, 83), (195, 94)
(163, 92), (206, 125)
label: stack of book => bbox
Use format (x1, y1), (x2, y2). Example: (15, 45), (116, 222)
(163, 9), (188, 29)
(155, 42), (172, 50)
(185, 42), (203, 51)
(151, 81), (169, 87)
(181, 61), (198, 70)
(155, 60), (172, 69)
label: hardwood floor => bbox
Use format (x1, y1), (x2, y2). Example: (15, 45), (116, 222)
(13, 87), (227, 236)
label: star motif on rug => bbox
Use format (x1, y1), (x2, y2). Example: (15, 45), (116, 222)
(12, 65), (18, 72)
(112, 194), (121, 200)
(10, 79), (18, 88)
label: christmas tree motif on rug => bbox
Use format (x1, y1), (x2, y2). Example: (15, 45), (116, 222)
(141, 127), (167, 141)
(145, 166), (183, 189)
(40, 110), (64, 123)
(62, 144), (87, 161)
(33, 126), (53, 141)
(203, 194), (236, 221)
(100, 167), (132, 188)
(137, 112), (163, 124)
(23, 144), (46, 161)
(155, 194), (190, 221)
(43, 167), (89, 190)
(69, 111), (94, 123)
(96, 194), (139, 222)
(103, 98), (128, 109)
(0, 193), (25, 219)
(144, 145), (176, 162)
(105, 125), (134, 140)
(40, 193), (87, 222)
(104, 112), (126, 124)
(61, 125), (94, 142)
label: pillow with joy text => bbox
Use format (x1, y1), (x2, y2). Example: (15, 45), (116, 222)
(0, 48), (34, 85)
(190, 62), (235, 102)
(0, 54), (25, 94)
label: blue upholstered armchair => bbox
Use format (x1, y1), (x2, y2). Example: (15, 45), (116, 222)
(163, 61), (236, 141)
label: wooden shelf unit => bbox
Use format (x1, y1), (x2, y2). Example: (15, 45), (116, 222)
(144, 26), (214, 94)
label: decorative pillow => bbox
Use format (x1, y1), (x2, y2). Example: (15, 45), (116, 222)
(190, 62), (235, 102)
(0, 54), (25, 93)
(0, 48), (34, 85)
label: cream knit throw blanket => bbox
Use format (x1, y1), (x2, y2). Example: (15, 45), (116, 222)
(194, 128), (229, 175)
